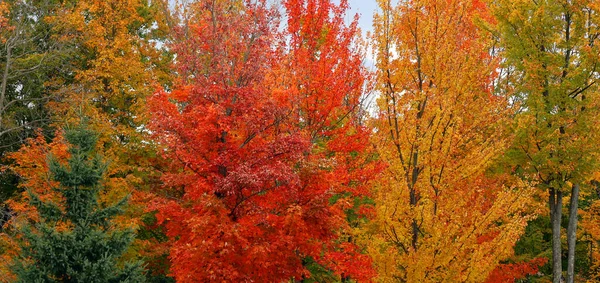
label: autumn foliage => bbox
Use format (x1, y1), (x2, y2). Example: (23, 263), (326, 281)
(366, 0), (536, 281)
(484, 257), (548, 283)
(0, 3), (8, 35)
(147, 0), (377, 281)
(3, 0), (600, 282)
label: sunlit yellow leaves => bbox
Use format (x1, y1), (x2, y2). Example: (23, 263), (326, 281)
(366, 0), (536, 281)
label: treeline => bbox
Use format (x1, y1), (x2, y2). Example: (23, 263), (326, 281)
(0, 0), (599, 282)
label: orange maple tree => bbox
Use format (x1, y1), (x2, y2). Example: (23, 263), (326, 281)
(0, 132), (67, 280)
(148, 0), (377, 281)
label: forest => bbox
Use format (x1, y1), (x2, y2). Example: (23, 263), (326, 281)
(0, 0), (599, 282)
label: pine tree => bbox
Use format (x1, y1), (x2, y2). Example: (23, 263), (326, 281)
(10, 123), (145, 282)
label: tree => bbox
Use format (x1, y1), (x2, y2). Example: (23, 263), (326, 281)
(276, 0), (381, 279)
(0, 0), (69, 151)
(46, 0), (171, 193)
(0, 1), (173, 279)
(46, 1), (174, 279)
(0, 0), (75, 208)
(148, 0), (376, 281)
(489, 0), (600, 281)
(368, 0), (535, 281)
(9, 123), (145, 282)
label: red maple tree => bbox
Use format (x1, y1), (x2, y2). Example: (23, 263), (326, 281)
(148, 0), (378, 281)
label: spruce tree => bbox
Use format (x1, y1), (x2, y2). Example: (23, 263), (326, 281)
(11, 123), (145, 282)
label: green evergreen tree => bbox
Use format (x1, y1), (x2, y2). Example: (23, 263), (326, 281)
(10, 123), (145, 283)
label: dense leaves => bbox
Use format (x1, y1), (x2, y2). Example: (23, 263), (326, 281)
(1, 0), (600, 282)
(148, 0), (378, 281)
(366, 0), (536, 281)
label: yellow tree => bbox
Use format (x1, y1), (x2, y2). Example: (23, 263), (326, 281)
(45, 0), (171, 230)
(48, 0), (170, 174)
(367, 0), (536, 281)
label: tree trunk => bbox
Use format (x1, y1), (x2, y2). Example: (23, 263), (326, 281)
(0, 41), (11, 129)
(410, 151), (419, 250)
(550, 187), (563, 283)
(566, 183), (580, 283)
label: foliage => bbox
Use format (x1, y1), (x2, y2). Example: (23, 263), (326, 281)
(489, 0), (600, 281)
(0, 0), (69, 154)
(148, 0), (378, 281)
(490, 0), (600, 196)
(484, 257), (548, 283)
(367, 0), (536, 281)
(46, 0), (174, 279)
(0, 0), (76, 210)
(1, 0), (600, 282)
(580, 186), (600, 281)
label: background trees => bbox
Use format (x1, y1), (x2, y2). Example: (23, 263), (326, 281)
(0, 0), (174, 281)
(0, 0), (70, 152)
(0, 0), (74, 207)
(490, 0), (600, 281)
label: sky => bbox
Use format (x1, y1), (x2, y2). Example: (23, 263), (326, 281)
(347, 0), (378, 36)
(344, 0), (380, 112)
(344, 0), (380, 69)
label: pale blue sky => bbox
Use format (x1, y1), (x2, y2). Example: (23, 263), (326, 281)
(343, 0), (379, 69)
(347, 0), (378, 35)
(345, 0), (379, 111)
